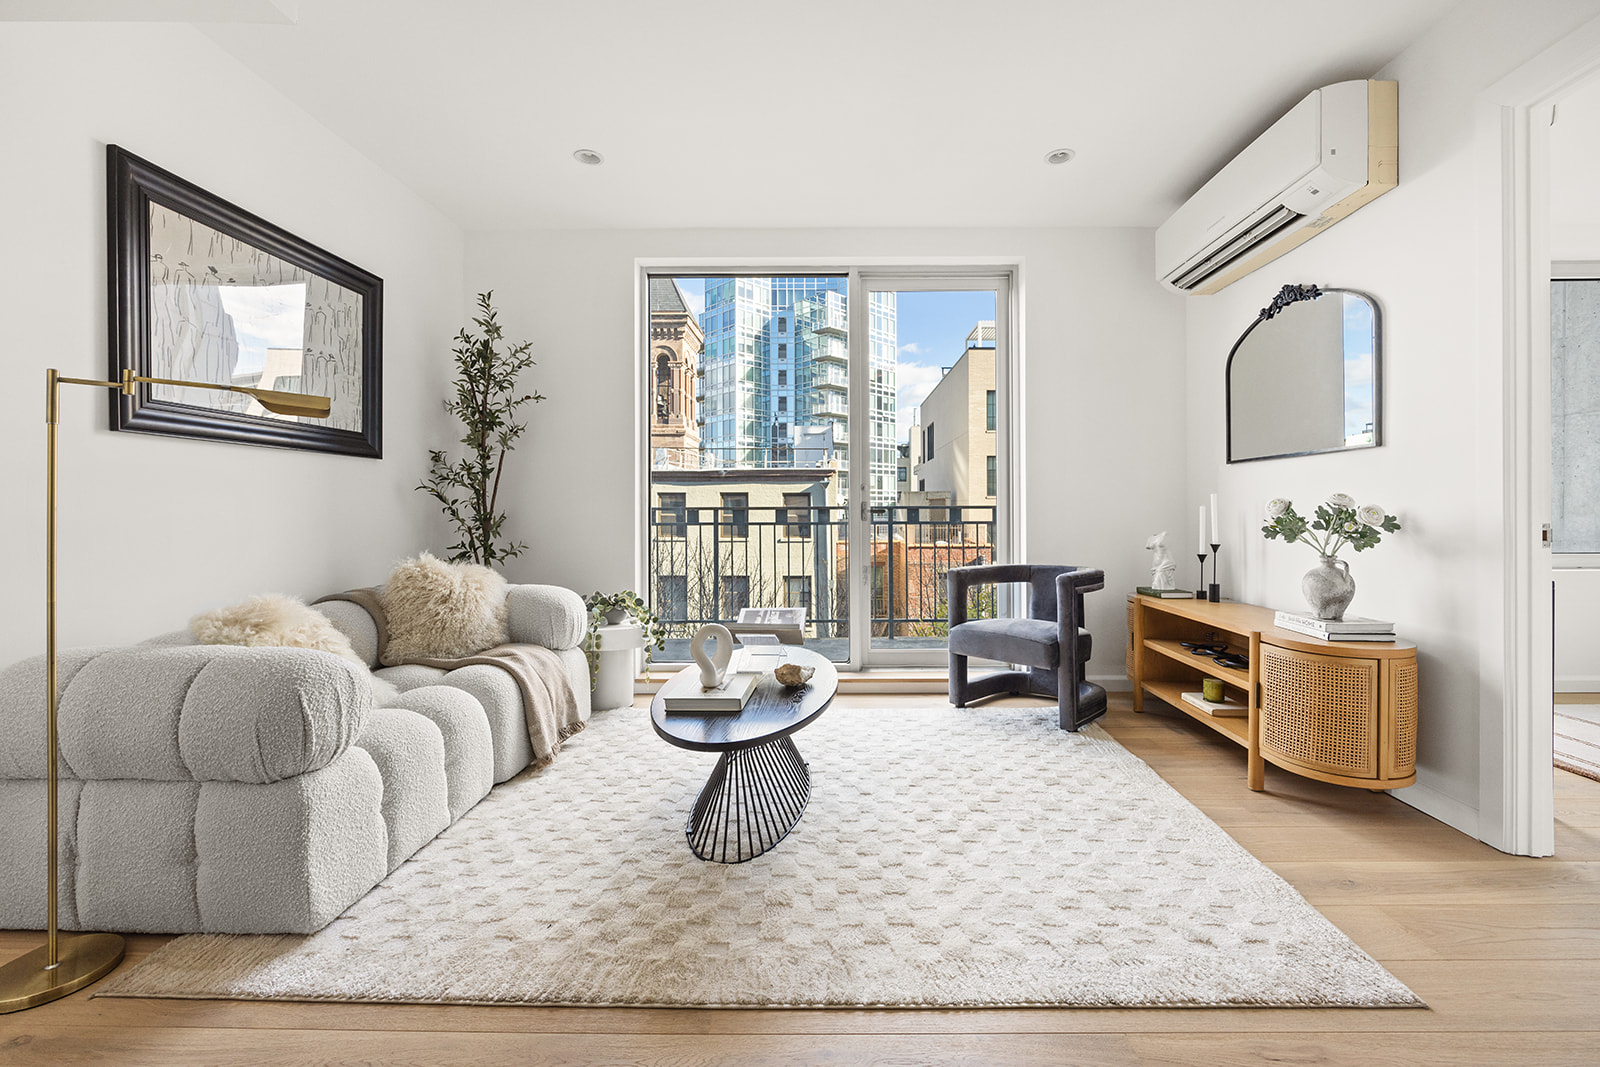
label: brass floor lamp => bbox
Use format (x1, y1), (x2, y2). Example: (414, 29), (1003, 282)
(0, 368), (329, 1014)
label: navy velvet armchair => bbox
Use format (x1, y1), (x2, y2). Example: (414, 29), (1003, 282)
(947, 564), (1107, 731)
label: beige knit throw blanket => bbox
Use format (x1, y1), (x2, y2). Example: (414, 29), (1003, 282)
(315, 588), (584, 766)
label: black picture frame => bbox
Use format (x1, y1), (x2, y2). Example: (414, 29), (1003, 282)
(107, 145), (382, 457)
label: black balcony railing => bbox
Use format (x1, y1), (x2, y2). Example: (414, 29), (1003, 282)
(648, 504), (997, 661)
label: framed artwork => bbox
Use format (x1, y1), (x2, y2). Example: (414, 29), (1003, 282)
(107, 145), (383, 457)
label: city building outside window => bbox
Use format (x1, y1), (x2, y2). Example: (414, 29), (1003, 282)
(924, 421), (935, 459)
(721, 576), (750, 618)
(720, 492), (748, 537)
(986, 389), (995, 432)
(784, 576), (812, 612)
(987, 455), (997, 498)
(659, 492), (687, 538)
(783, 492), (812, 538)
(778, 343), (787, 360)
(659, 575), (687, 622)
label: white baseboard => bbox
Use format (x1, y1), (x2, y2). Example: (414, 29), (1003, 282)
(1092, 673), (1133, 692)
(1556, 676), (1600, 693)
(1392, 781), (1481, 842)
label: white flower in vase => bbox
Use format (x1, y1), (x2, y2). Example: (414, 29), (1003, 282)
(1264, 498), (1290, 518)
(1325, 492), (1357, 509)
(1357, 504), (1386, 528)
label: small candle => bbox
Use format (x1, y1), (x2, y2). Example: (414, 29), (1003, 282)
(1198, 506), (1207, 554)
(1210, 493), (1219, 544)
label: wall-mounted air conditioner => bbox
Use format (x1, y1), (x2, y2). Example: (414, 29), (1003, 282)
(1156, 79), (1397, 295)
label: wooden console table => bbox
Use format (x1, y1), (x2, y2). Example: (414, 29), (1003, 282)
(1128, 596), (1418, 792)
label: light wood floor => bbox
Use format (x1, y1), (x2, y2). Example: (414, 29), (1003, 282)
(3, 691), (1597, 1066)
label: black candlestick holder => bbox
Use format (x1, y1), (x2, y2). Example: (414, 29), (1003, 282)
(1208, 542), (1222, 602)
(1195, 552), (1208, 600)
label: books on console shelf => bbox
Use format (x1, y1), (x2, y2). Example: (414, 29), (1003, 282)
(1180, 691), (1248, 717)
(1136, 587), (1195, 598)
(1276, 619), (1396, 642)
(663, 671), (761, 714)
(1274, 610), (1394, 633)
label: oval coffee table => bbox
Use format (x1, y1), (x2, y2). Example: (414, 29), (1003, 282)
(651, 646), (838, 863)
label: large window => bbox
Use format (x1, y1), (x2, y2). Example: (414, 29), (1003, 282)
(645, 270), (1011, 668)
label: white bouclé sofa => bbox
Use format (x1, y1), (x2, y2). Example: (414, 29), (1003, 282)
(0, 583), (590, 935)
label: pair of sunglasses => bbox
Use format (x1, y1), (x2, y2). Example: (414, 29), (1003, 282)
(1182, 641), (1228, 655)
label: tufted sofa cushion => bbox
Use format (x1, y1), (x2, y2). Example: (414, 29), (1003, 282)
(0, 644), (370, 783)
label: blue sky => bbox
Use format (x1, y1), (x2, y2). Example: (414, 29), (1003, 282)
(667, 278), (994, 444)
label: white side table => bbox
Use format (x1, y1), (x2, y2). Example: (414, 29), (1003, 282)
(591, 623), (644, 711)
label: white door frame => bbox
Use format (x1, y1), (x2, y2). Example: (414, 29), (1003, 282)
(1480, 14), (1600, 855)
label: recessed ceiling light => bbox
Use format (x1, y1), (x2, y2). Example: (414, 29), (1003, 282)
(1044, 148), (1076, 165)
(573, 148), (605, 166)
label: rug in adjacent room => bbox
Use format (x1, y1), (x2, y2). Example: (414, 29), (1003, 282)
(1556, 704), (1600, 782)
(101, 704), (1422, 1009)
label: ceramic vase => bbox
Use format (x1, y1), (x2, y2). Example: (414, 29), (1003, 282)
(1302, 555), (1356, 620)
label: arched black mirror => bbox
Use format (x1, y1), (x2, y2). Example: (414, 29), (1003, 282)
(1226, 284), (1381, 463)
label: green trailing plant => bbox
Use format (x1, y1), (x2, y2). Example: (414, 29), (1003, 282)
(418, 292), (544, 566)
(583, 590), (668, 687)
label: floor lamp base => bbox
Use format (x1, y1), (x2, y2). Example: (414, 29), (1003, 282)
(0, 933), (125, 1014)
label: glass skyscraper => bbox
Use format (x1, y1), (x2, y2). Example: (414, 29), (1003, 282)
(697, 276), (897, 505)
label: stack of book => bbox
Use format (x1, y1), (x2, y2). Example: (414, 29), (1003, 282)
(1180, 691), (1248, 717)
(663, 671), (761, 714)
(1136, 586), (1194, 599)
(1274, 611), (1396, 642)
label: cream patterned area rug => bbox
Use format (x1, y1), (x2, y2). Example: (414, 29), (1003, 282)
(102, 705), (1421, 1008)
(1556, 705), (1600, 782)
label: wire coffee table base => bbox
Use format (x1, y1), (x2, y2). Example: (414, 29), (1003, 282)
(685, 735), (811, 863)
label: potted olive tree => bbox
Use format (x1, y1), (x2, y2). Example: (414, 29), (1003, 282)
(418, 292), (543, 565)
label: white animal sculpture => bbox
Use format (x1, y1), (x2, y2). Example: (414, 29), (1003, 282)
(1146, 531), (1177, 590)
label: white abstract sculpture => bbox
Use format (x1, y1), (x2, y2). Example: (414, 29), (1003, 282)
(1146, 531), (1177, 589)
(690, 623), (734, 689)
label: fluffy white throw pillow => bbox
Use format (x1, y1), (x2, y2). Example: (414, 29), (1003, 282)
(380, 552), (508, 666)
(190, 594), (366, 667)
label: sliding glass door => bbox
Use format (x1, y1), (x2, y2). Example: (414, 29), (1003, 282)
(643, 268), (1013, 669)
(855, 273), (1011, 667)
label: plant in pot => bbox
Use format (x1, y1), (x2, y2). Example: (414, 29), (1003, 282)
(583, 590), (667, 687)
(1261, 493), (1401, 620)
(417, 291), (543, 566)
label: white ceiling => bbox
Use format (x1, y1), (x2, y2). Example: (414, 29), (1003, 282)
(175, 0), (1463, 231)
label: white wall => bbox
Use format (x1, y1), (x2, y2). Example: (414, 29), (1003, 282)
(1182, 0), (1600, 837)
(0, 23), (465, 659)
(467, 228), (1187, 681)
